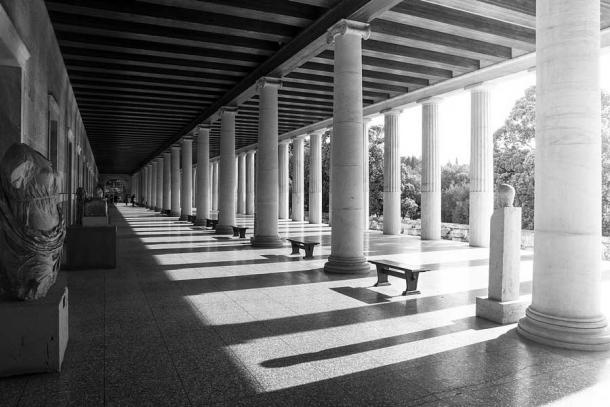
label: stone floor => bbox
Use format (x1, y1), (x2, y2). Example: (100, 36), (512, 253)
(2, 205), (610, 406)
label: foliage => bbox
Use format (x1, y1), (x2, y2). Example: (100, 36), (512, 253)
(401, 156), (421, 219)
(368, 125), (384, 216)
(440, 162), (469, 224)
(494, 86), (610, 235)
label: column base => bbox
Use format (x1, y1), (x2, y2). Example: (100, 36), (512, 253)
(215, 224), (234, 235)
(476, 296), (528, 325)
(250, 235), (284, 248)
(517, 306), (610, 351)
(324, 255), (371, 274)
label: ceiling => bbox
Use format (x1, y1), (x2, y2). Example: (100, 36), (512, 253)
(44, 0), (610, 174)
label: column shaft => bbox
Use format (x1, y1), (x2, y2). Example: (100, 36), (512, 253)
(517, 0), (610, 350)
(180, 139), (193, 220)
(469, 86), (493, 247)
(363, 119), (371, 230)
(212, 161), (219, 211)
(246, 151), (255, 215)
(195, 128), (210, 224)
(292, 136), (305, 221)
(421, 101), (441, 240)
(147, 164), (153, 209)
(237, 153), (246, 214)
(216, 109), (237, 234)
(163, 152), (171, 211)
(309, 131), (322, 224)
(324, 21), (370, 274)
(156, 159), (163, 211)
(278, 141), (290, 219)
(171, 146), (181, 217)
(252, 78), (283, 247)
(383, 111), (401, 235)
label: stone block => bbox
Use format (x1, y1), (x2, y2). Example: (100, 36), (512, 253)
(0, 275), (69, 376)
(476, 295), (528, 325)
(64, 225), (116, 269)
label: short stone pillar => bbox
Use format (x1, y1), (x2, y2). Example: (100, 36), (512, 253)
(476, 184), (527, 324)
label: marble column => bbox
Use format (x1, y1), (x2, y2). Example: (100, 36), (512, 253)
(383, 109), (402, 235)
(180, 138), (193, 221)
(278, 140), (290, 220)
(309, 130), (323, 224)
(252, 77), (283, 247)
(216, 107), (238, 234)
(292, 135), (305, 221)
(147, 163), (153, 209)
(212, 160), (219, 212)
(163, 152), (171, 211)
(246, 151), (255, 215)
(363, 118), (371, 230)
(171, 146), (181, 217)
(143, 166), (148, 207)
(237, 152), (246, 214)
(469, 85), (494, 247)
(156, 158), (163, 212)
(195, 127), (210, 225)
(153, 161), (159, 210)
(420, 99), (441, 240)
(517, 0), (610, 350)
(324, 20), (371, 275)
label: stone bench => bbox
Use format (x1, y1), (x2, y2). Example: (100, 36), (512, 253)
(368, 259), (430, 295)
(232, 226), (248, 238)
(286, 238), (320, 259)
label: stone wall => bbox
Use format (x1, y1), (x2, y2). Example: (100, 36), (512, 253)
(0, 0), (97, 222)
(369, 216), (610, 260)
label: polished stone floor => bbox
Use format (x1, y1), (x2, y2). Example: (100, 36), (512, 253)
(2, 205), (610, 406)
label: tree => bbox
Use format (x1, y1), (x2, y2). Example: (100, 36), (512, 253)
(440, 162), (469, 224)
(368, 125), (384, 216)
(401, 156), (421, 219)
(494, 86), (610, 235)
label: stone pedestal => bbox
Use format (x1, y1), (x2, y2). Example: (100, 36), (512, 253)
(476, 206), (527, 324)
(0, 275), (69, 377)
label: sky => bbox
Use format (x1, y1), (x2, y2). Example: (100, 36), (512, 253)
(371, 52), (610, 164)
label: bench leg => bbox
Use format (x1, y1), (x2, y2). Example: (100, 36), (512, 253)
(290, 243), (300, 255)
(303, 245), (314, 259)
(233, 228), (239, 237)
(374, 265), (391, 287)
(402, 271), (421, 295)
(239, 229), (246, 238)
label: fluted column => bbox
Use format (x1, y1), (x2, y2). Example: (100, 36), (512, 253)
(147, 163), (153, 209)
(152, 161), (159, 210)
(324, 20), (371, 275)
(383, 109), (401, 235)
(252, 78), (283, 247)
(158, 158), (165, 211)
(212, 160), (219, 212)
(517, 0), (610, 350)
(180, 138), (193, 221)
(163, 152), (171, 211)
(292, 135), (305, 221)
(309, 130), (323, 224)
(143, 165), (149, 207)
(420, 99), (441, 240)
(195, 127), (210, 225)
(171, 146), (181, 217)
(363, 118), (371, 230)
(469, 85), (494, 247)
(278, 140), (290, 220)
(246, 151), (255, 215)
(237, 152), (246, 214)
(216, 107), (238, 234)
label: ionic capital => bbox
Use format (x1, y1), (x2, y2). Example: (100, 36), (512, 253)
(219, 106), (238, 116)
(256, 77), (282, 92)
(327, 19), (370, 44)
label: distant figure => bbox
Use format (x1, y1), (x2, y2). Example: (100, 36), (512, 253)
(131, 194), (135, 207)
